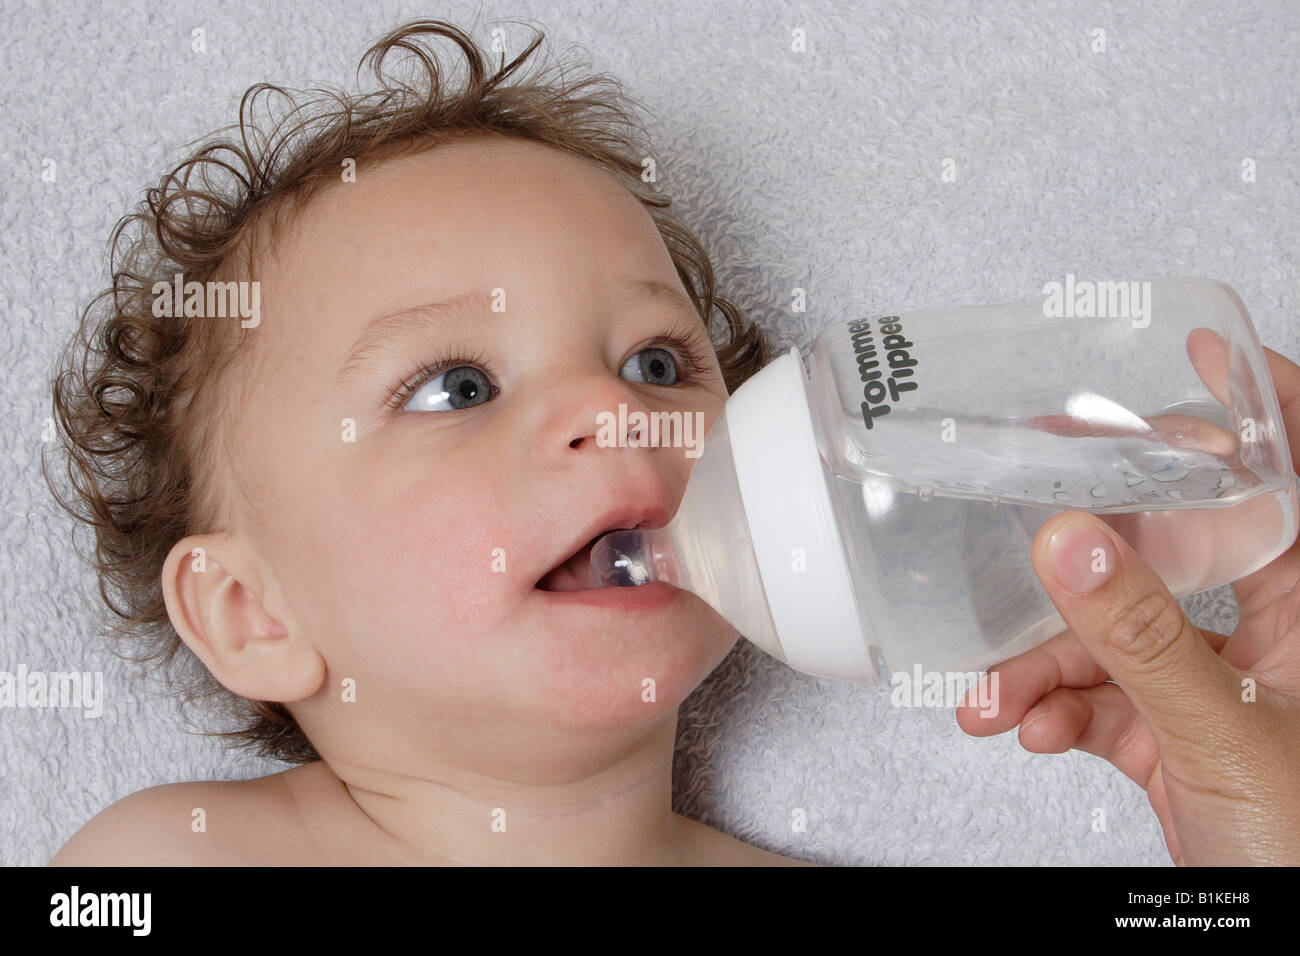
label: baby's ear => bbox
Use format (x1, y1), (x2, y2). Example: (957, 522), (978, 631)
(160, 534), (324, 702)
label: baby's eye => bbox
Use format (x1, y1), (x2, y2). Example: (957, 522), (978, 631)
(397, 340), (693, 413)
(404, 366), (495, 412)
(620, 346), (678, 386)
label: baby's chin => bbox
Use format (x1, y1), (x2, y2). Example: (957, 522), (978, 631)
(523, 594), (739, 732)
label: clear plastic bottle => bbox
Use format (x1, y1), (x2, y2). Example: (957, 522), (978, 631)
(591, 277), (1299, 682)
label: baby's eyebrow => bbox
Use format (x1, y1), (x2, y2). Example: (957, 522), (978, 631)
(334, 276), (701, 386)
(336, 292), (487, 386)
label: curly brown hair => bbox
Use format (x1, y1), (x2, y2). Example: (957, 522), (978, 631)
(44, 18), (770, 766)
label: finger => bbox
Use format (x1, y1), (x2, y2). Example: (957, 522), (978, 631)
(1221, 604), (1294, 670)
(956, 622), (1231, 738)
(1015, 681), (1191, 862)
(1255, 343), (1300, 472)
(955, 630), (1109, 737)
(1263, 344), (1300, 446)
(1141, 413), (1238, 457)
(1230, 345), (1300, 611)
(1185, 327), (1231, 408)
(1226, 609), (1300, 683)
(1193, 626), (1231, 654)
(1025, 411), (1237, 458)
(1145, 762), (1183, 865)
(1031, 510), (1242, 749)
(1015, 682), (1181, 861)
(1017, 683), (1157, 783)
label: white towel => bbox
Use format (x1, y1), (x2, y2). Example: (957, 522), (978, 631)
(5, 0), (1296, 866)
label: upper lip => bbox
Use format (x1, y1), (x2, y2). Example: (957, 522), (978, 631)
(535, 500), (673, 587)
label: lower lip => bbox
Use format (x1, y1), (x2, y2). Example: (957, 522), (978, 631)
(533, 580), (682, 611)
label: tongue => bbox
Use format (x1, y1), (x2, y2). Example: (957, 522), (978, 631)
(537, 542), (603, 592)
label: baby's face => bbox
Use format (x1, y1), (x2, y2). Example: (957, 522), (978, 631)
(223, 134), (739, 758)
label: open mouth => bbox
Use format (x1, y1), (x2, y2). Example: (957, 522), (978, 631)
(535, 515), (660, 593)
(535, 533), (613, 592)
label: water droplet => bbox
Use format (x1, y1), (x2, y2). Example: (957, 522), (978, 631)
(1052, 490), (1074, 503)
(1218, 473), (1237, 488)
(1149, 460), (1190, 482)
(1089, 484), (1108, 498)
(917, 485), (934, 501)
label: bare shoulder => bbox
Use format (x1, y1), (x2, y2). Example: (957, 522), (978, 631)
(48, 766), (313, 866)
(673, 813), (819, 867)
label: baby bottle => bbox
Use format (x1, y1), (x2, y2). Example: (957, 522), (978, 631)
(591, 277), (1299, 682)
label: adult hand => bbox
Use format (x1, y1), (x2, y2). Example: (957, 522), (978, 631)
(958, 346), (1300, 865)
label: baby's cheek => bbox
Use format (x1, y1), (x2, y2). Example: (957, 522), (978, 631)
(373, 493), (525, 630)
(337, 504), (528, 700)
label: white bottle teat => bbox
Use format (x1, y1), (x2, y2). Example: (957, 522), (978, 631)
(590, 528), (675, 587)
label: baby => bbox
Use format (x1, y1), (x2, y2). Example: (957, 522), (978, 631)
(45, 17), (808, 866)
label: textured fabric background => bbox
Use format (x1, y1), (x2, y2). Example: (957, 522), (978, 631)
(3, 0), (1297, 866)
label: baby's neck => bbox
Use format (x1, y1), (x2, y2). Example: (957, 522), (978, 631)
(293, 717), (691, 865)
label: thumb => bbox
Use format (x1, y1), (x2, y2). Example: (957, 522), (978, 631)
(1030, 511), (1239, 740)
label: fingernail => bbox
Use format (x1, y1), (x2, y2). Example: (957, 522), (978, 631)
(1020, 706), (1047, 732)
(1048, 520), (1116, 593)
